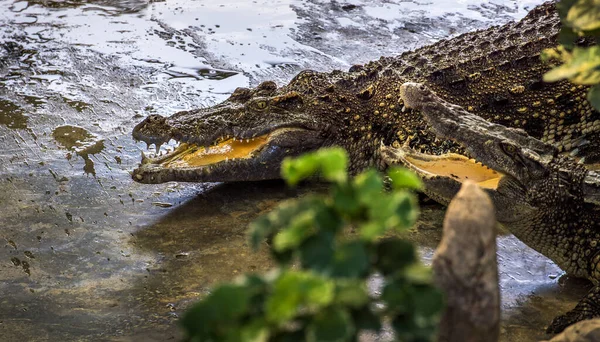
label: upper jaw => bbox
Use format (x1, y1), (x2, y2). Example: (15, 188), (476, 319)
(396, 82), (556, 184)
(380, 82), (557, 216)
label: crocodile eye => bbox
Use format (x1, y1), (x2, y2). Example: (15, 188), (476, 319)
(255, 101), (267, 110)
(500, 142), (518, 156)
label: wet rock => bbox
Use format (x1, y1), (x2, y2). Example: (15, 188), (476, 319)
(52, 125), (105, 175)
(544, 319), (600, 342)
(0, 99), (27, 129)
(433, 180), (499, 342)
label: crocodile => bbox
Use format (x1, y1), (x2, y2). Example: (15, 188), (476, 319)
(382, 82), (600, 334)
(131, 1), (600, 184)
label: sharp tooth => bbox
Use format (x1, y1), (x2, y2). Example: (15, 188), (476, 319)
(246, 139), (249, 143)
(141, 151), (149, 163)
(225, 157), (229, 162)
(401, 105), (406, 112)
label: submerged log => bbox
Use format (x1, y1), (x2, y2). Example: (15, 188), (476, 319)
(433, 180), (500, 342)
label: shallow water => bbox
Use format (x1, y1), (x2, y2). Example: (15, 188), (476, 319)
(0, 0), (584, 341)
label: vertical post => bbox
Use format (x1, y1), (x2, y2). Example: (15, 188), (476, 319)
(433, 180), (500, 342)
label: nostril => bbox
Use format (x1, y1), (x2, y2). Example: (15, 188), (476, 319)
(147, 114), (164, 123)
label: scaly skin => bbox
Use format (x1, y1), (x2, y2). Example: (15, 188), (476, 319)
(382, 82), (600, 334)
(132, 2), (600, 184)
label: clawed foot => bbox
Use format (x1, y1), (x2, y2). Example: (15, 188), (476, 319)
(547, 310), (591, 334)
(547, 286), (600, 334)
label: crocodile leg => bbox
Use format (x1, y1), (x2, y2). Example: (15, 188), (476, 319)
(547, 286), (600, 334)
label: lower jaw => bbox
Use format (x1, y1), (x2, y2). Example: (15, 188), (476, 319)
(387, 148), (504, 190)
(132, 145), (289, 184)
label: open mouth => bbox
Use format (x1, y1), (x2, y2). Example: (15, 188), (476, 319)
(137, 128), (302, 169)
(140, 133), (272, 169)
(387, 147), (504, 190)
(132, 127), (313, 183)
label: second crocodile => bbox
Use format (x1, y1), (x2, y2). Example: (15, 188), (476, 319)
(382, 82), (600, 334)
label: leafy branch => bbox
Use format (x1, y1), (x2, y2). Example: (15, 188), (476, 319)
(181, 148), (443, 342)
(542, 0), (600, 109)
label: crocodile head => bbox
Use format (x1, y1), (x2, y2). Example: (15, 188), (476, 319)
(382, 83), (600, 224)
(132, 75), (328, 183)
(131, 69), (397, 183)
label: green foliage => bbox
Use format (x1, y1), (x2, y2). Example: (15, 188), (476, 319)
(181, 148), (441, 341)
(543, 46), (600, 85)
(542, 0), (600, 110)
(563, 0), (600, 32)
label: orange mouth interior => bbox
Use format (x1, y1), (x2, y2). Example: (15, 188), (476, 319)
(404, 153), (503, 189)
(161, 134), (270, 168)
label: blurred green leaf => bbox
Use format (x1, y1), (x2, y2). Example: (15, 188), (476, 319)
(382, 272), (441, 317)
(544, 46), (600, 85)
(235, 319), (270, 342)
(299, 232), (335, 272)
(353, 170), (384, 205)
(281, 153), (320, 187)
(352, 306), (382, 333)
(391, 313), (438, 342)
(306, 307), (355, 342)
(394, 192), (420, 229)
(587, 84), (600, 111)
(334, 280), (369, 308)
(359, 221), (386, 241)
(331, 183), (361, 216)
(404, 263), (434, 284)
(387, 167), (424, 191)
(181, 284), (251, 339)
(557, 0), (580, 20)
(565, 0), (600, 32)
(319, 147), (348, 184)
(249, 196), (323, 251)
(273, 210), (316, 251)
(266, 271), (335, 324)
(314, 204), (344, 233)
(272, 249), (294, 266)
(330, 241), (369, 278)
(366, 192), (419, 231)
(271, 331), (306, 342)
(375, 239), (417, 275)
(558, 26), (579, 49)
(281, 147), (348, 186)
(410, 284), (444, 317)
